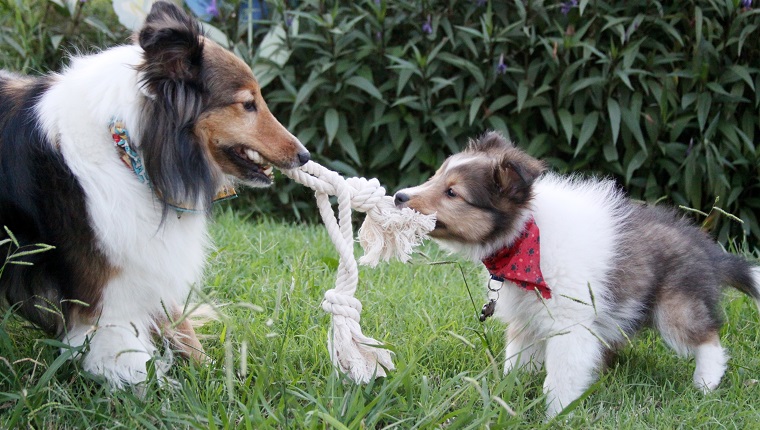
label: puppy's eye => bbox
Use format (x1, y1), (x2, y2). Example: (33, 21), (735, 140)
(242, 101), (257, 112)
(446, 188), (457, 198)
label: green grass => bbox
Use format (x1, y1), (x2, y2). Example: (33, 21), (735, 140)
(1, 207), (760, 428)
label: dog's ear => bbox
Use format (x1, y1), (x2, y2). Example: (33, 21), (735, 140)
(138, 1), (204, 86)
(494, 152), (546, 203)
(136, 2), (216, 218)
(467, 130), (514, 153)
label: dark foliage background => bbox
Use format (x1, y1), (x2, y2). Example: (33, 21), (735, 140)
(240, 0), (760, 245)
(2, 0), (759, 245)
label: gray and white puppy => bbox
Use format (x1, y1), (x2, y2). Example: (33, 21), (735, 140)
(395, 131), (760, 418)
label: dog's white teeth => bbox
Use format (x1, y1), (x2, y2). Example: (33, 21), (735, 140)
(244, 149), (261, 163)
(263, 166), (273, 176)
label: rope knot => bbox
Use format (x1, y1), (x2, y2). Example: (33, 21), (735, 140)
(279, 160), (435, 383)
(322, 289), (362, 322)
(345, 177), (386, 213)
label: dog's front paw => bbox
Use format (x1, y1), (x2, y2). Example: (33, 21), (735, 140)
(69, 323), (171, 388)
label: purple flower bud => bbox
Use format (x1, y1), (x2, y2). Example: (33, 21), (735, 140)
(476, 0), (487, 6)
(422, 14), (433, 34)
(375, 0), (381, 5)
(741, 0), (752, 9)
(205, 0), (218, 17)
(496, 53), (507, 75)
(560, 0), (578, 15)
(285, 12), (293, 27)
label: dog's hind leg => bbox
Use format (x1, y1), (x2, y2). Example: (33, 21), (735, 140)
(692, 333), (728, 392)
(160, 305), (214, 364)
(653, 291), (727, 392)
(542, 327), (605, 418)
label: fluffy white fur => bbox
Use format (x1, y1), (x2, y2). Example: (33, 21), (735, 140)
(396, 131), (760, 419)
(486, 174), (629, 416)
(1, 1), (309, 389)
(37, 46), (210, 385)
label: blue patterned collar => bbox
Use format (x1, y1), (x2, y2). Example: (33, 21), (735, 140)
(109, 118), (236, 213)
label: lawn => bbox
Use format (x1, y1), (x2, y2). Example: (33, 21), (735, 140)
(1, 206), (759, 429)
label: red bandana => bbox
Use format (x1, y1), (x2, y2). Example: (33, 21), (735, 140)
(482, 217), (551, 299)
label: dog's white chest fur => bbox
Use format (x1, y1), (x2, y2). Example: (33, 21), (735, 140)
(493, 174), (629, 334)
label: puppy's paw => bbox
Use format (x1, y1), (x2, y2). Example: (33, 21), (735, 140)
(693, 342), (727, 393)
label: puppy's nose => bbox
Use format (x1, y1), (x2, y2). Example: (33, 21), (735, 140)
(297, 151), (311, 166)
(394, 192), (410, 208)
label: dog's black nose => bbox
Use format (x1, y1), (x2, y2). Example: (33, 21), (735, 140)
(394, 192), (410, 207)
(297, 151), (311, 166)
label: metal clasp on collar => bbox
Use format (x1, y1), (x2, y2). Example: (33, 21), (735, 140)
(480, 275), (504, 321)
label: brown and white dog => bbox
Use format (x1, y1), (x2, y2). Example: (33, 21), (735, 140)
(394, 131), (760, 418)
(0, 2), (308, 386)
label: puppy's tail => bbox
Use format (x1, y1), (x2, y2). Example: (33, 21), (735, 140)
(750, 267), (760, 313)
(720, 253), (760, 312)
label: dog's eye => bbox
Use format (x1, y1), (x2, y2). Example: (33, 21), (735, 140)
(242, 101), (257, 112)
(446, 188), (457, 198)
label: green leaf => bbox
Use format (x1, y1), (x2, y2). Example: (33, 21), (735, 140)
(391, 96), (421, 108)
(737, 24), (757, 56)
(516, 81), (529, 112)
(579, 0), (590, 15)
(337, 128), (361, 166)
(697, 92), (712, 132)
(727, 65), (755, 91)
(681, 93), (698, 110)
(540, 107), (558, 133)
(557, 109), (574, 144)
(614, 69), (634, 91)
(625, 150), (648, 184)
(399, 136), (422, 169)
(575, 112), (599, 157)
(568, 76), (606, 95)
(1, 35), (25, 57)
(345, 76), (384, 101)
(486, 116), (509, 139)
(50, 34), (63, 51)
(694, 7), (703, 52)
(294, 78), (328, 108)
(621, 106), (645, 151)
(83, 16), (115, 39)
(607, 99), (621, 145)
(324, 108), (339, 144)
(469, 97), (484, 125)
(603, 139), (618, 162)
(705, 82), (731, 97)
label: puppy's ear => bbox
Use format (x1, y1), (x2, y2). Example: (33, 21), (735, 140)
(138, 1), (204, 87)
(494, 151), (546, 203)
(467, 130), (514, 153)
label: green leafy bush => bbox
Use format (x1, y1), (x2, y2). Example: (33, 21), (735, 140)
(247, 0), (759, 244)
(0, 0), (127, 73)
(2, 0), (758, 244)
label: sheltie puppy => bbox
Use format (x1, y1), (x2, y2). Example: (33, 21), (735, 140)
(0, 1), (309, 387)
(394, 131), (760, 417)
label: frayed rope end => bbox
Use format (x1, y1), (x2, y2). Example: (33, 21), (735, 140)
(358, 198), (436, 267)
(327, 316), (395, 383)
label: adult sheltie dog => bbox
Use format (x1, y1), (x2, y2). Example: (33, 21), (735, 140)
(394, 131), (760, 417)
(0, 2), (308, 386)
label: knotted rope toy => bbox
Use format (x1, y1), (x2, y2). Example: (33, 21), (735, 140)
(281, 161), (436, 383)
